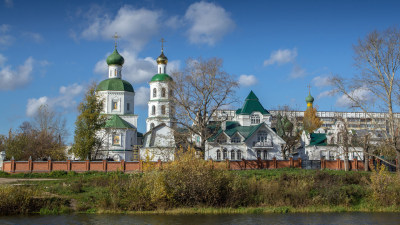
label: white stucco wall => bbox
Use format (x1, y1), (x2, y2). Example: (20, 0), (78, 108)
(141, 124), (175, 162)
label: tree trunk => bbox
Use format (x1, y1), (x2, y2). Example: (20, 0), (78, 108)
(364, 135), (369, 172)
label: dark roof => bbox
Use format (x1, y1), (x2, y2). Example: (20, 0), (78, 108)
(309, 133), (327, 146)
(236, 91), (270, 115)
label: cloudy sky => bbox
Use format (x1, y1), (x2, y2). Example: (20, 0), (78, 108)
(0, 0), (399, 143)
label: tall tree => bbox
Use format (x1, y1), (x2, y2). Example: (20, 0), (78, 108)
(303, 107), (323, 133)
(72, 83), (106, 160)
(171, 57), (238, 153)
(331, 27), (400, 170)
(275, 114), (301, 159)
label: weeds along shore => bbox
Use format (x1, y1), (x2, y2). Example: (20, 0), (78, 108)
(1, 150), (400, 215)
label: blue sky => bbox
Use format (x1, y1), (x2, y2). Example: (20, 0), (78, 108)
(0, 0), (399, 143)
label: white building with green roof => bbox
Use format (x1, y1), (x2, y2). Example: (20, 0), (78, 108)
(96, 46), (139, 161)
(205, 91), (286, 161)
(141, 46), (176, 162)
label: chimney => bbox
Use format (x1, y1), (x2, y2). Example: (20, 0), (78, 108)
(221, 121), (226, 131)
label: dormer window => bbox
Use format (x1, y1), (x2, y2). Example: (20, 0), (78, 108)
(231, 136), (240, 143)
(162, 88), (166, 97)
(251, 114), (260, 124)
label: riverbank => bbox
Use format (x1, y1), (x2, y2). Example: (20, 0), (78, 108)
(1, 152), (400, 216)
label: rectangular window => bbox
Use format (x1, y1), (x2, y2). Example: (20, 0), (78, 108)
(112, 101), (118, 110)
(127, 103), (130, 111)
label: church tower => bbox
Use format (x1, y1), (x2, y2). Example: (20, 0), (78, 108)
(146, 40), (175, 132)
(96, 36), (139, 161)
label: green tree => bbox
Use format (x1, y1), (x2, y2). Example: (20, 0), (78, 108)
(275, 114), (300, 159)
(303, 107), (323, 133)
(72, 83), (106, 160)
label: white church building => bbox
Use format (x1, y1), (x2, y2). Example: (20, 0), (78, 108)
(96, 46), (139, 161)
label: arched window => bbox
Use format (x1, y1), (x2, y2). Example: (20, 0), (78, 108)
(152, 105), (156, 115)
(257, 150), (261, 159)
(169, 90), (173, 98)
(161, 105), (166, 115)
(161, 88), (166, 97)
(223, 149), (227, 160)
(217, 150), (221, 160)
(251, 114), (260, 124)
(231, 150), (235, 160)
(153, 88), (157, 98)
(237, 150), (242, 160)
(150, 123), (155, 130)
(263, 150), (268, 160)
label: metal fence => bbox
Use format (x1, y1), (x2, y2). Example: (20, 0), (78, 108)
(301, 160), (321, 170)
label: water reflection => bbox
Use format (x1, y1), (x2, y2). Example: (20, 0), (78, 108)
(1, 213), (400, 225)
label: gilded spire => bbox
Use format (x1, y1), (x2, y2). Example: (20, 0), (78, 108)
(160, 38), (166, 52)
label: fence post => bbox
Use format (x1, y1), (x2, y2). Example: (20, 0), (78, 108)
(158, 159), (162, 170)
(28, 156), (33, 173)
(243, 158), (246, 170)
(86, 158), (90, 171)
(67, 159), (71, 171)
(121, 159), (125, 172)
(226, 159), (230, 170)
(11, 156), (15, 173)
(48, 157), (52, 172)
(273, 157), (277, 169)
(103, 159), (107, 172)
(337, 158), (341, 170)
(290, 157), (293, 168)
(298, 158), (302, 169)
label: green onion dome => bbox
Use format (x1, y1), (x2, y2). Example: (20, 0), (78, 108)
(156, 52), (168, 64)
(305, 93), (314, 103)
(106, 49), (125, 66)
(150, 73), (173, 82)
(97, 78), (134, 92)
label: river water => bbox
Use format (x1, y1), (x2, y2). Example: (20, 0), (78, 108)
(0, 213), (400, 225)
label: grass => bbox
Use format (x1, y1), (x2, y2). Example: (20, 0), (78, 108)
(1, 166), (400, 215)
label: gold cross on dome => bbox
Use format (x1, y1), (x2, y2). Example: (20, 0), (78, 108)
(112, 32), (120, 49)
(160, 38), (166, 52)
(307, 84), (311, 94)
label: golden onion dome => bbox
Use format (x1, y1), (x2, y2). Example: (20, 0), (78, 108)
(156, 51), (168, 64)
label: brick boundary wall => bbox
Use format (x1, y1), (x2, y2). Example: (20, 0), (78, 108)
(2, 157), (391, 173)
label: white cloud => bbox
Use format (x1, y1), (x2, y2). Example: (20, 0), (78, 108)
(184, 1), (235, 45)
(0, 24), (10, 33)
(23, 32), (43, 43)
(290, 65), (306, 78)
(335, 87), (373, 108)
(317, 90), (334, 99)
(312, 76), (332, 87)
(4, 0), (13, 8)
(26, 83), (85, 117)
(238, 74), (257, 86)
(79, 6), (161, 51)
(165, 15), (182, 29)
(264, 48), (297, 66)
(135, 86), (150, 106)
(94, 50), (180, 84)
(0, 56), (34, 90)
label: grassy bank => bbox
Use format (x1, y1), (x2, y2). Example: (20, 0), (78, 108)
(1, 152), (400, 215)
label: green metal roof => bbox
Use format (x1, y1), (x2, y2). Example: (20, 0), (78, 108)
(236, 91), (270, 115)
(208, 121), (263, 142)
(97, 78), (134, 92)
(106, 49), (124, 66)
(150, 73), (173, 82)
(309, 133), (327, 146)
(105, 114), (133, 129)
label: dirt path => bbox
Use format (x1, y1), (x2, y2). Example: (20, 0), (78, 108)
(0, 178), (60, 185)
